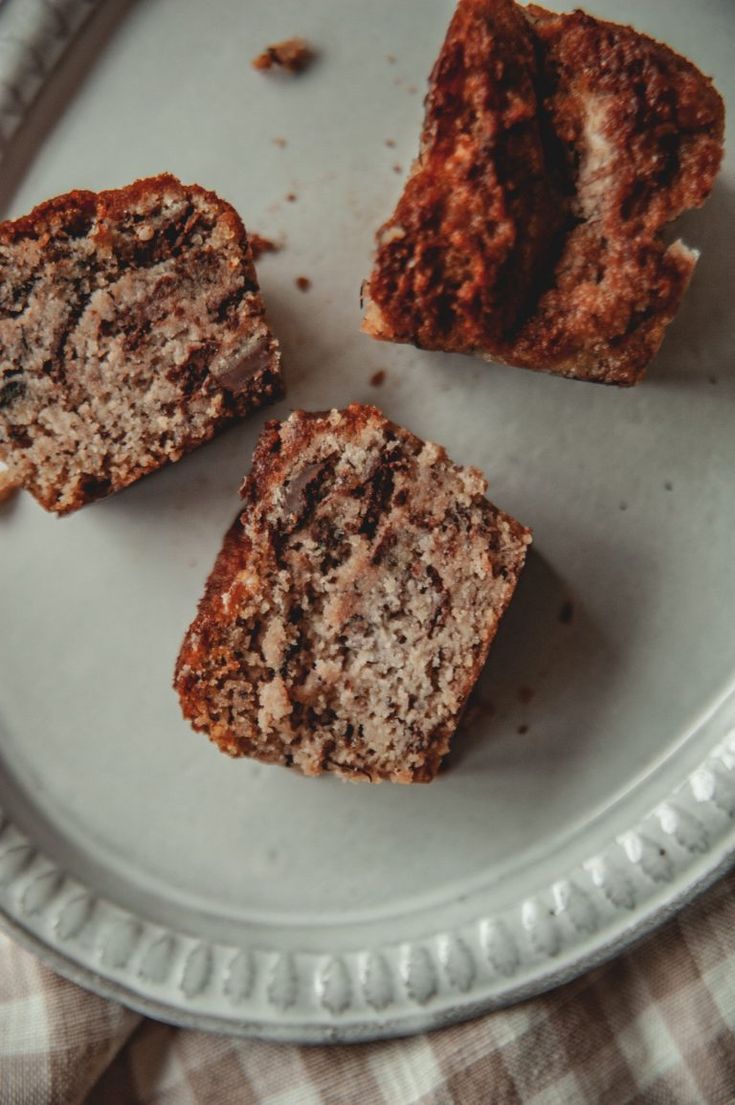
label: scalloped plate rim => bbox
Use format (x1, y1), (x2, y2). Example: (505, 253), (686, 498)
(1, 841), (733, 1043)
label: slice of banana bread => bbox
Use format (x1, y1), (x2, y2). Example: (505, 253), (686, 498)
(0, 174), (283, 514)
(175, 404), (530, 783)
(362, 0), (724, 385)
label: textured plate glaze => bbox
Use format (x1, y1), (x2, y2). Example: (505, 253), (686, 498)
(0, 0), (734, 1042)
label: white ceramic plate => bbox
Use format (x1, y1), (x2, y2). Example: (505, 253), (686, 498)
(0, 0), (733, 1043)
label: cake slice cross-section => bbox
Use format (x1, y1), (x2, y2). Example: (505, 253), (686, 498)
(175, 404), (531, 783)
(362, 0), (724, 385)
(0, 174), (283, 514)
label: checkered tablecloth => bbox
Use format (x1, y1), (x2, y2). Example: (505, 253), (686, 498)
(2, 872), (734, 1105)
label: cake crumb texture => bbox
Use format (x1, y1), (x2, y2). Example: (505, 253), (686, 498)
(0, 174), (283, 514)
(175, 404), (531, 783)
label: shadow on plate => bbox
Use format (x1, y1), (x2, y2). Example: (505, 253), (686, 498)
(651, 180), (735, 392)
(444, 539), (651, 780)
(0, 485), (21, 521)
(258, 283), (373, 410)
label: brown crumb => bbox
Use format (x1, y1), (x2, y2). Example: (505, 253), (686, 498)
(664, 480), (673, 491)
(285, 192), (298, 203)
(386, 54), (397, 64)
(407, 84), (417, 94)
(0, 468), (21, 504)
(369, 369), (386, 388)
(619, 501), (628, 511)
(517, 685), (534, 704)
(393, 164), (403, 174)
(249, 233), (280, 261)
(295, 276), (311, 292)
(708, 375), (718, 385)
(558, 600), (574, 625)
(517, 724), (529, 735)
(251, 38), (314, 74)
(273, 137), (287, 148)
(385, 139), (396, 148)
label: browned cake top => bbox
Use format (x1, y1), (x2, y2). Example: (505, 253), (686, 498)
(513, 6), (724, 379)
(175, 404), (530, 782)
(363, 0), (724, 384)
(365, 0), (566, 350)
(0, 174), (282, 513)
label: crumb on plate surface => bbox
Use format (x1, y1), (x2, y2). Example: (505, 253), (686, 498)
(252, 38), (314, 74)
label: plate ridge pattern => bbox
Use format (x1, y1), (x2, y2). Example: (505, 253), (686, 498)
(0, 726), (731, 1035)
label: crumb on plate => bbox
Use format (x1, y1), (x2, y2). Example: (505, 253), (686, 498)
(249, 233), (280, 261)
(252, 38), (314, 74)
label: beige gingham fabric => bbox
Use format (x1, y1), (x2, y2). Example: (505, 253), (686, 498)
(1, 873), (734, 1105)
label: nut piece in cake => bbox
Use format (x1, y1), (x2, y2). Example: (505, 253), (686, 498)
(175, 404), (531, 783)
(0, 174), (283, 514)
(362, 0), (724, 385)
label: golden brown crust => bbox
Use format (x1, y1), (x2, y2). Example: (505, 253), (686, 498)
(0, 191), (97, 246)
(513, 6), (723, 382)
(0, 466), (21, 503)
(364, 0), (565, 351)
(0, 175), (250, 251)
(175, 404), (530, 783)
(174, 517), (251, 738)
(363, 0), (724, 385)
